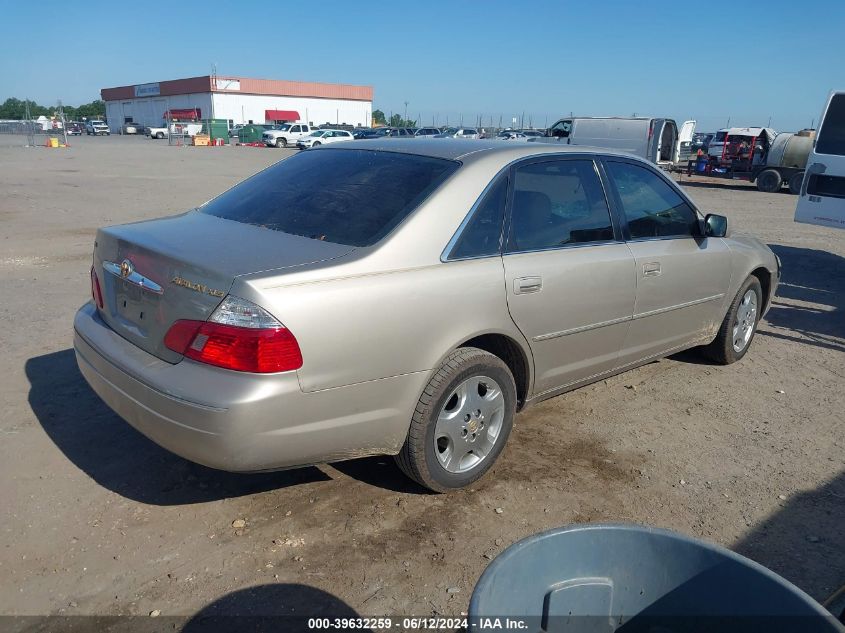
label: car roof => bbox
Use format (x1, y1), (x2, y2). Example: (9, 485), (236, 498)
(329, 138), (643, 163)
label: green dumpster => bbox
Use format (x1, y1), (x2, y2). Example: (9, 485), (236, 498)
(202, 119), (230, 142)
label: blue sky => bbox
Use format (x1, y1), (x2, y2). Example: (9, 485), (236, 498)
(2, 0), (842, 132)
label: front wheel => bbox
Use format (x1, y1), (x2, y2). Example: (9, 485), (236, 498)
(312, 141), (321, 146)
(701, 276), (763, 364)
(155, 132), (164, 139)
(277, 138), (287, 147)
(395, 347), (516, 492)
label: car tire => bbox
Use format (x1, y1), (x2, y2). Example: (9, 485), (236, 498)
(312, 141), (321, 146)
(756, 169), (782, 193)
(395, 347), (516, 492)
(788, 171), (805, 195)
(701, 275), (763, 365)
(279, 138), (288, 147)
(156, 132), (164, 139)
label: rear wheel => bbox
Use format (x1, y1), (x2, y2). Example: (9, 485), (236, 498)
(788, 171), (805, 195)
(395, 347), (516, 492)
(701, 276), (763, 364)
(756, 169), (782, 193)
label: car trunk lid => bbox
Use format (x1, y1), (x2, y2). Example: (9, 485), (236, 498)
(92, 211), (353, 363)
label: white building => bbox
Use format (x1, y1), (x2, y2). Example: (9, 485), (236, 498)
(101, 75), (373, 132)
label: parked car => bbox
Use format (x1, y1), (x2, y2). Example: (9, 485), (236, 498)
(263, 123), (312, 148)
(535, 117), (694, 166)
(352, 127), (375, 139)
(296, 129), (354, 149)
(497, 131), (528, 141)
(66, 122), (83, 136)
(229, 124), (244, 138)
(76, 140), (779, 492)
(85, 120), (110, 136)
(375, 127), (415, 138)
(435, 127), (480, 139)
(147, 123), (202, 139)
(520, 130), (545, 138)
(691, 132), (714, 154)
(415, 127), (441, 137)
(122, 122), (143, 135)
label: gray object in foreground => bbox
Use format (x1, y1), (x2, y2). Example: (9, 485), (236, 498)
(469, 523), (845, 633)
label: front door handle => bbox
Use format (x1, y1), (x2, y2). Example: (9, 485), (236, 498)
(642, 262), (662, 277)
(514, 276), (543, 294)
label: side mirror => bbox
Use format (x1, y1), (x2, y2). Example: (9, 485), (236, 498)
(704, 213), (728, 238)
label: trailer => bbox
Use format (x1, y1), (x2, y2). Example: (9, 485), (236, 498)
(680, 128), (812, 194)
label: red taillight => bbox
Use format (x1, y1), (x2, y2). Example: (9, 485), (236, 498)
(164, 320), (303, 373)
(90, 266), (104, 309)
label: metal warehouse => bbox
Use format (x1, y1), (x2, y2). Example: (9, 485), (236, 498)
(100, 75), (373, 132)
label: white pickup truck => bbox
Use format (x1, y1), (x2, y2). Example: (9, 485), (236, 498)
(147, 122), (202, 139)
(262, 123), (312, 148)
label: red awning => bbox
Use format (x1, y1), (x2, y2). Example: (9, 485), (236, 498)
(164, 108), (201, 120)
(265, 109), (300, 121)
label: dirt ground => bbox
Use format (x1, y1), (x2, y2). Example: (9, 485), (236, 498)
(1, 135), (843, 623)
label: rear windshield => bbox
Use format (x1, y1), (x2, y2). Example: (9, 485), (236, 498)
(201, 149), (460, 247)
(816, 93), (845, 156)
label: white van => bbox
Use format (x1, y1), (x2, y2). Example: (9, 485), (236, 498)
(795, 91), (845, 229)
(536, 117), (694, 166)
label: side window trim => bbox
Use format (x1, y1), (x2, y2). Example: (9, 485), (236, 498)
(601, 157), (703, 242)
(504, 155), (621, 255)
(442, 169), (510, 262)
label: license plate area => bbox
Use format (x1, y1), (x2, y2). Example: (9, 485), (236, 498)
(114, 279), (155, 332)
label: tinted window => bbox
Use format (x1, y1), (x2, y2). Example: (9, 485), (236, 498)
(449, 177), (507, 259)
(202, 149), (459, 247)
(816, 93), (845, 156)
(507, 159), (614, 252)
(606, 161), (699, 239)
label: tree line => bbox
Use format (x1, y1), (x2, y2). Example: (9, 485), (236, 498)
(0, 97), (105, 121)
(372, 109), (417, 128)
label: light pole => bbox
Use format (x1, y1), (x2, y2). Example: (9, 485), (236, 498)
(404, 101), (409, 126)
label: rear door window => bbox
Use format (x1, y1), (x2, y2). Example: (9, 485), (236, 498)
(816, 93), (845, 156)
(605, 161), (699, 239)
(201, 149), (459, 247)
(507, 159), (614, 252)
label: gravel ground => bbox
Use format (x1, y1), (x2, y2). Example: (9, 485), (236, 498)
(1, 135), (843, 622)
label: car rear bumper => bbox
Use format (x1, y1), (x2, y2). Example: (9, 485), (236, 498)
(73, 302), (423, 472)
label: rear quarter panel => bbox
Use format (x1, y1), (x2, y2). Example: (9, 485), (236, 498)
(236, 257), (523, 393)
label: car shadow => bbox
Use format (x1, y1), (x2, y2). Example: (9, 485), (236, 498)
(329, 457), (433, 495)
(25, 349), (330, 506)
(761, 245), (845, 353)
(183, 583), (366, 633)
(733, 470), (845, 615)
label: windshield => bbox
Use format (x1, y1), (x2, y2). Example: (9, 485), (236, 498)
(201, 149), (460, 247)
(308, 131), (326, 137)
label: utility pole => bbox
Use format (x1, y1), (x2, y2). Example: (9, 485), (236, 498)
(58, 99), (68, 146)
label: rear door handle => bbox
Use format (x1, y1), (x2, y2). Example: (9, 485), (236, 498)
(514, 276), (543, 294)
(642, 262), (662, 277)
